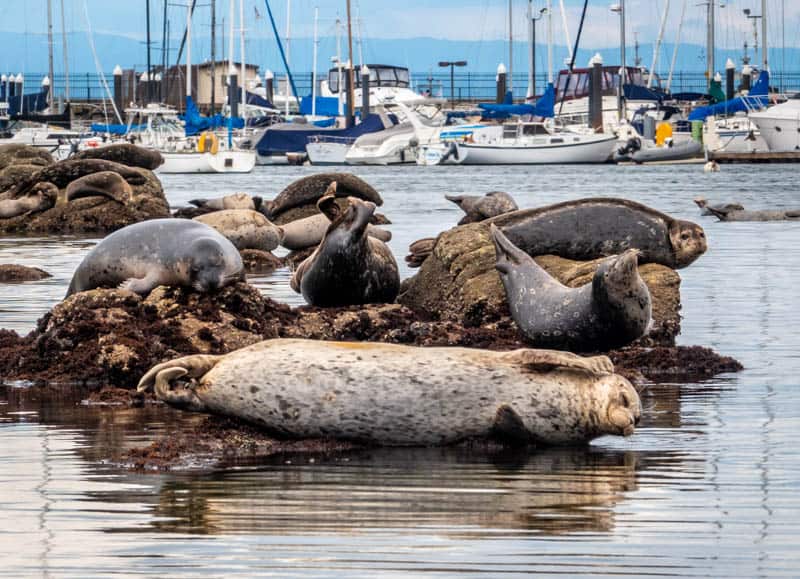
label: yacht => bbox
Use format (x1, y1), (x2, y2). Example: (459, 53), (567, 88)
(748, 96), (800, 152)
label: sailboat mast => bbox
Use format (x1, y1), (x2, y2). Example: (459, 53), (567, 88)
(346, 0), (355, 126)
(228, 0), (234, 107)
(312, 6), (318, 118)
(527, 0), (533, 99)
(47, 0), (54, 108)
(558, 0), (573, 61)
(186, 0), (192, 99)
(666, 0), (687, 92)
(647, 0), (669, 88)
(285, 0), (292, 116)
(336, 17), (343, 115)
(761, 0), (767, 70)
(146, 0), (152, 103)
(210, 0), (216, 113)
(59, 0), (69, 103)
(240, 0), (245, 114)
(508, 0), (513, 92)
(546, 0), (553, 84)
(706, 0), (714, 84)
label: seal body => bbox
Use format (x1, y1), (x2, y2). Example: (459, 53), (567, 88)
(280, 212), (391, 250)
(66, 218), (244, 296)
(138, 339), (641, 446)
(446, 191), (519, 224)
(194, 209), (283, 251)
(72, 144), (164, 170)
(64, 171), (133, 204)
(489, 198), (707, 269)
(189, 193), (259, 211)
(291, 194), (400, 306)
(492, 226), (652, 351)
(264, 173), (382, 220)
(706, 207), (800, 222)
(693, 197), (744, 216)
(0, 184), (55, 218)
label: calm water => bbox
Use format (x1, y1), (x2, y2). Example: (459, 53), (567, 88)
(1, 164), (799, 576)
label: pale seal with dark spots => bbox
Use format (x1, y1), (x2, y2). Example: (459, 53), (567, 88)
(291, 192), (400, 307)
(492, 225), (652, 352)
(489, 197), (707, 269)
(0, 182), (57, 218)
(66, 218), (244, 296)
(194, 209), (283, 251)
(189, 192), (261, 211)
(446, 191), (518, 224)
(137, 339), (642, 446)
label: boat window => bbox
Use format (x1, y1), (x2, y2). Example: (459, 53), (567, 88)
(521, 124), (548, 135)
(503, 124), (518, 138)
(550, 138), (564, 144)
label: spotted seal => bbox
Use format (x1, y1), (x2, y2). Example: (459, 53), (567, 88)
(66, 218), (244, 296)
(263, 173), (382, 220)
(280, 212), (391, 250)
(194, 209), (283, 251)
(693, 196), (744, 216)
(492, 225), (652, 351)
(137, 339), (641, 446)
(290, 192), (400, 306)
(705, 206), (800, 222)
(488, 197), (707, 269)
(189, 192), (261, 211)
(445, 191), (519, 224)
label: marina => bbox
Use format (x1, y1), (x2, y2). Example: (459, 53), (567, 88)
(1, 0), (800, 576)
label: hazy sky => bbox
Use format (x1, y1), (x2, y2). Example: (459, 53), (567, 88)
(1, 0), (797, 50)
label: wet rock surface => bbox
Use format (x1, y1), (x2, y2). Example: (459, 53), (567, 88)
(0, 264), (52, 282)
(399, 223), (682, 346)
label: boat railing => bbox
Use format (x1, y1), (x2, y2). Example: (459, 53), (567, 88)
(308, 135), (358, 145)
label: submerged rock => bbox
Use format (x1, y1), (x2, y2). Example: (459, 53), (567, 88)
(399, 223), (682, 346)
(0, 264), (52, 282)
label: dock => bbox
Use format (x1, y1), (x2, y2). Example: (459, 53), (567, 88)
(708, 151), (800, 164)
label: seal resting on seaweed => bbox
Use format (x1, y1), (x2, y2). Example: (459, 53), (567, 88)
(66, 218), (244, 296)
(488, 198), (707, 269)
(291, 189), (399, 306)
(137, 339), (641, 446)
(492, 225), (652, 351)
(194, 209), (283, 251)
(446, 191), (518, 224)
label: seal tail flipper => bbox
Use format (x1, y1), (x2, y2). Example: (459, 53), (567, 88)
(404, 237), (436, 268)
(502, 349), (615, 375)
(152, 367), (208, 412)
(317, 183), (341, 222)
(705, 206), (729, 221)
(189, 198), (208, 208)
(137, 354), (221, 393)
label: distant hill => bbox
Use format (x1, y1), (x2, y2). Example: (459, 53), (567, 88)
(0, 31), (792, 77)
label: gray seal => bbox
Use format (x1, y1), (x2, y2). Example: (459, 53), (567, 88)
(705, 206), (800, 222)
(72, 144), (164, 170)
(492, 225), (652, 351)
(193, 209), (283, 251)
(264, 172), (382, 220)
(291, 191), (400, 307)
(137, 339), (641, 446)
(66, 218), (244, 296)
(489, 197), (707, 269)
(693, 196), (744, 216)
(446, 191), (519, 224)
(0, 182), (57, 218)
(189, 192), (261, 211)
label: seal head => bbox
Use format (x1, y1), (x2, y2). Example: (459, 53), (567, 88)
(668, 219), (707, 268)
(595, 373), (642, 437)
(188, 236), (244, 292)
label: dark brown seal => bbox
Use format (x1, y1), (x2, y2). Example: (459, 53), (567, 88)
(73, 144), (164, 170)
(263, 173), (382, 220)
(446, 191), (519, 224)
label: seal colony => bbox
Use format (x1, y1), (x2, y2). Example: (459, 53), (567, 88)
(138, 339), (642, 446)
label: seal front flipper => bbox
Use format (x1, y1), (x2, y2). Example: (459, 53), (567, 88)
(502, 349), (614, 375)
(491, 404), (532, 444)
(118, 271), (163, 295)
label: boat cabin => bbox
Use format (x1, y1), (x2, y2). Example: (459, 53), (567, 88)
(555, 66), (661, 102)
(327, 65), (411, 94)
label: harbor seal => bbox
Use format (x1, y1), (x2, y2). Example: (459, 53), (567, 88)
(189, 192), (261, 211)
(489, 198), (707, 269)
(291, 192), (400, 306)
(263, 173), (382, 220)
(72, 143), (164, 170)
(64, 171), (134, 205)
(492, 225), (652, 351)
(0, 182), (57, 218)
(194, 209), (283, 251)
(66, 218), (244, 296)
(705, 206), (800, 222)
(280, 208), (392, 250)
(693, 196), (744, 216)
(446, 191), (519, 224)
(137, 339), (642, 446)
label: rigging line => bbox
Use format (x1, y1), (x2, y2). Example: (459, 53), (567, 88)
(81, 0), (121, 124)
(263, 0), (299, 104)
(556, 0), (588, 117)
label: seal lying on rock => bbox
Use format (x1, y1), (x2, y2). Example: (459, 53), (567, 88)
(194, 210), (283, 251)
(492, 225), (652, 351)
(72, 144), (164, 170)
(64, 171), (134, 205)
(0, 182), (57, 218)
(489, 197), (707, 269)
(189, 192), (262, 211)
(66, 219), (244, 296)
(137, 339), (642, 446)
(263, 172), (382, 220)
(291, 192), (400, 306)
(280, 212), (391, 250)
(693, 196), (744, 216)
(446, 191), (519, 224)
(705, 206), (800, 222)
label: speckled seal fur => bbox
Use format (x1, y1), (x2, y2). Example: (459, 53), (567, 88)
(492, 225), (652, 352)
(194, 209), (283, 251)
(137, 339), (642, 446)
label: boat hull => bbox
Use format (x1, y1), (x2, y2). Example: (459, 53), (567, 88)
(157, 151), (257, 174)
(306, 142), (350, 165)
(456, 135), (617, 165)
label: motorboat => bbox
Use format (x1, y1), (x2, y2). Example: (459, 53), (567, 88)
(748, 96), (800, 152)
(305, 135), (355, 165)
(0, 125), (102, 160)
(345, 122), (419, 165)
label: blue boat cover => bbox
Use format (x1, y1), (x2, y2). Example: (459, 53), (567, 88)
(478, 83), (555, 119)
(255, 113), (391, 156)
(311, 117), (337, 128)
(184, 96), (244, 136)
(299, 95), (341, 117)
(624, 84), (663, 102)
(688, 71), (770, 121)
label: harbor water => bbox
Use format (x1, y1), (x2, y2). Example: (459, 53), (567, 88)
(1, 164), (799, 576)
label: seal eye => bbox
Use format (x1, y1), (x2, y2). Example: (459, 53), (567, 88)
(681, 232), (690, 241)
(619, 392), (630, 408)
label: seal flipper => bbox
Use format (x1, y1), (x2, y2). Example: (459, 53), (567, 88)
(137, 354), (221, 393)
(502, 349), (614, 375)
(152, 367), (208, 412)
(491, 404), (532, 444)
(316, 182), (340, 221)
(118, 271), (162, 295)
